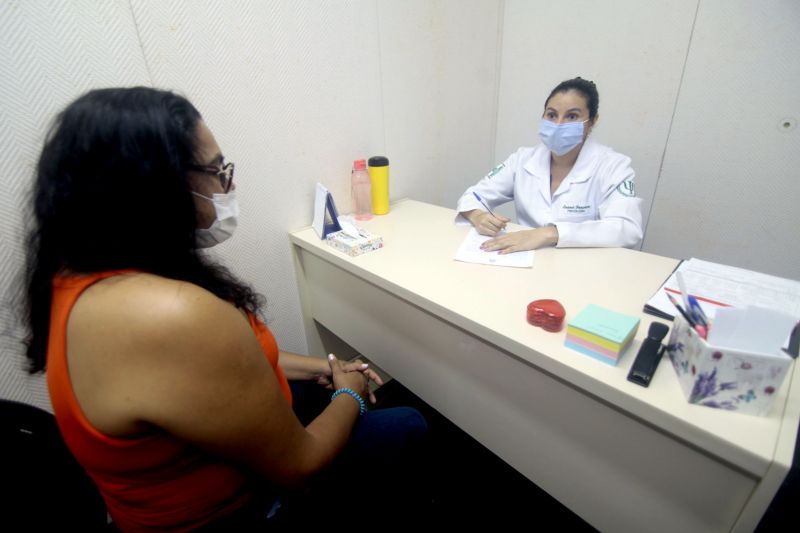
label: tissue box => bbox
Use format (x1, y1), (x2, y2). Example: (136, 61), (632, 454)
(565, 304), (640, 365)
(666, 315), (793, 416)
(325, 229), (383, 257)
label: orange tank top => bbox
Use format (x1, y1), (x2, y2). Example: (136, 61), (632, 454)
(46, 271), (292, 532)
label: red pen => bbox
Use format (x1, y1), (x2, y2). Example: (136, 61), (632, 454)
(694, 324), (708, 339)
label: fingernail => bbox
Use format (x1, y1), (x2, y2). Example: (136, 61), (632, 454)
(361, 363), (369, 369)
(328, 354), (335, 360)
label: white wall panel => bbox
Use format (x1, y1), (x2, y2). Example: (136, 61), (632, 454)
(0, 0), (503, 404)
(378, 0), (502, 209)
(0, 0), (150, 408)
(494, 0), (697, 226)
(643, 0), (800, 279)
(131, 0), (503, 355)
(131, 0), (385, 354)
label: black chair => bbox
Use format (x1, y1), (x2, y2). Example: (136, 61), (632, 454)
(0, 399), (108, 531)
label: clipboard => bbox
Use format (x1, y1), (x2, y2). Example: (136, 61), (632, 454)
(312, 183), (342, 239)
(642, 260), (683, 320)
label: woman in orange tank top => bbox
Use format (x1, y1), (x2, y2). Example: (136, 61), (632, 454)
(24, 87), (426, 531)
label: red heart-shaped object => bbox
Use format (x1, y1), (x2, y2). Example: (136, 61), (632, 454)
(526, 299), (566, 332)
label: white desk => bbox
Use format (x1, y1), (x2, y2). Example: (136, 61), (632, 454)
(290, 199), (798, 532)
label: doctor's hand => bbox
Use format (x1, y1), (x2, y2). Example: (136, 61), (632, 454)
(466, 210), (510, 236)
(481, 227), (559, 253)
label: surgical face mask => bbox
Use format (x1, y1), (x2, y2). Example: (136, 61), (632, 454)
(538, 119), (589, 156)
(192, 190), (239, 248)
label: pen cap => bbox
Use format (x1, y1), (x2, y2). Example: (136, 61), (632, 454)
(368, 156), (390, 215)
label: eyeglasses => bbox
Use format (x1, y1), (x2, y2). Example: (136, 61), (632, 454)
(188, 160), (235, 193)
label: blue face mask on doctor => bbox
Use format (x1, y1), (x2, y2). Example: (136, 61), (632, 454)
(538, 119), (589, 156)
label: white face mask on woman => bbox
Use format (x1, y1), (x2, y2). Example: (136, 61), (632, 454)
(538, 119), (589, 156)
(192, 190), (239, 248)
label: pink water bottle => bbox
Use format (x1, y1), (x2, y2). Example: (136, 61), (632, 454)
(351, 159), (373, 221)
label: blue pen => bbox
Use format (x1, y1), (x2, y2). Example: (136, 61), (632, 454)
(687, 295), (708, 328)
(472, 192), (495, 216)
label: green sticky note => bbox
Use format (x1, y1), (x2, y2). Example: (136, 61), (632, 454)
(569, 304), (640, 344)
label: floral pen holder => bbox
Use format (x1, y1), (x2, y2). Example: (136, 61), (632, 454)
(666, 315), (793, 416)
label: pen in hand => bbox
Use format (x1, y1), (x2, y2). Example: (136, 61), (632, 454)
(472, 192), (496, 216)
(472, 191), (507, 233)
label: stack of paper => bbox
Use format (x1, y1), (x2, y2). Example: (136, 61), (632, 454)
(565, 304), (640, 366)
(644, 258), (800, 321)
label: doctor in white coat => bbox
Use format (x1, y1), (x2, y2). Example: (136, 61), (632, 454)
(457, 77), (643, 252)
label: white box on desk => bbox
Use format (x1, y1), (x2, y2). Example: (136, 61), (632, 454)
(666, 315), (793, 416)
(325, 228), (383, 257)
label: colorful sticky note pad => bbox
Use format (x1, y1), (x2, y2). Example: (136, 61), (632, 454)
(565, 304), (640, 365)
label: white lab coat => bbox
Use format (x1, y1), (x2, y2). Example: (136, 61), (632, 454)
(456, 139), (643, 248)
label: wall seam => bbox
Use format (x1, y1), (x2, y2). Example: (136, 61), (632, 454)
(127, 0), (155, 86)
(490, 0), (505, 168)
(642, 0), (701, 250)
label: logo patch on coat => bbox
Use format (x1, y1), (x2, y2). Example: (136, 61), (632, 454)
(616, 179), (635, 197)
(486, 163), (505, 179)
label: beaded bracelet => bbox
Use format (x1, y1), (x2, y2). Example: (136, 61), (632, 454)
(331, 387), (366, 416)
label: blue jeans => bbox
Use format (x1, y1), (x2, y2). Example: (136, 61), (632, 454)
(280, 381), (429, 524)
(204, 381), (429, 530)
(290, 379), (428, 458)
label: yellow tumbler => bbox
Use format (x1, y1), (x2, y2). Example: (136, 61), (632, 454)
(368, 156), (390, 215)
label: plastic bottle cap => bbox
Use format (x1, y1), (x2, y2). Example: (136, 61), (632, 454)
(368, 156), (389, 167)
(353, 159), (367, 170)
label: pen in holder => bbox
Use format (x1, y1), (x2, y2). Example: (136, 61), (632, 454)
(666, 315), (793, 416)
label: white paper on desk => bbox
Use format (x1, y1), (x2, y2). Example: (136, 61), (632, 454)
(453, 228), (534, 268)
(682, 259), (800, 316)
(708, 306), (797, 356)
(646, 258), (800, 320)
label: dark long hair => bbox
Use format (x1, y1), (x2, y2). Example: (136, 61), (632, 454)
(25, 87), (262, 373)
